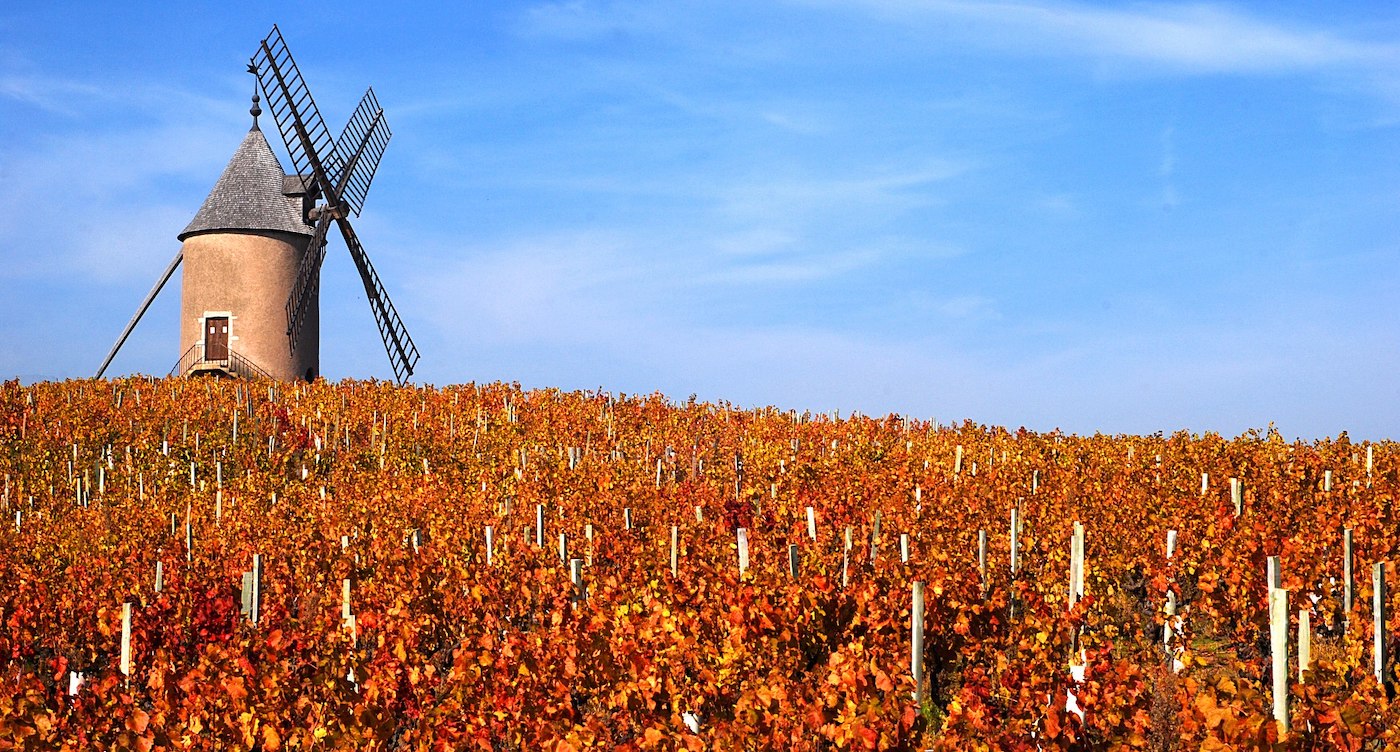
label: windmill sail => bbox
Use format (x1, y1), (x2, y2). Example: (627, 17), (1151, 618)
(336, 218), (420, 384)
(333, 89), (392, 217)
(251, 25), (419, 383)
(285, 212), (333, 346)
(250, 25), (342, 200)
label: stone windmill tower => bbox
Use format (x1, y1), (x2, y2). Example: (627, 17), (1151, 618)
(171, 95), (320, 381)
(97, 26), (420, 383)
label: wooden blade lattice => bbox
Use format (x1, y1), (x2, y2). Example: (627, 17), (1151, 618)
(334, 89), (392, 218)
(285, 212), (333, 347)
(250, 25), (342, 203)
(336, 217), (420, 383)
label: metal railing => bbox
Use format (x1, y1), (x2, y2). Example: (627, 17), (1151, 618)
(170, 343), (274, 381)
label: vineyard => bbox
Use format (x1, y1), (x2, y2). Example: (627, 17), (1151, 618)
(1, 377), (1399, 750)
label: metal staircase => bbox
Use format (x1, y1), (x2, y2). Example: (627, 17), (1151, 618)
(170, 343), (274, 380)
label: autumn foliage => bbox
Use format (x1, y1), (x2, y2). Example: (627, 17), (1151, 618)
(0, 377), (1398, 749)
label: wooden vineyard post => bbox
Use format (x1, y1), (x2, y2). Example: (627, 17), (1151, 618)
(251, 554), (262, 625)
(241, 571), (253, 617)
(1344, 529), (1354, 625)
(624, 508), (633, 531)
(1009, 505), (1022, 615)
(954, 445), (963, 476)
(1031, 470), (1038, 495)
(1230, 477), (1242, 517)
(586, 524), (594, 566)
(1270, 588), (1289, 735)
(1010, 508), (1020, 577)
(571, 558), (585, 601)
(535, 504), (544, 547)
(806, 506), (817, 541)
(1299, 609), (1311, 682)
(670, 526), (679, 578)
(870, 511), (882, 563)
(1068, 522), (1085, 610)
(788, 544), (799, 578)
(120, 602), (133, 680)
(733, 452), (744, 502)
(737, 528), (750, 575)
(342, 578), (352, 626)
(842, 526), (853, 588)
(978, 529), (988, 596)
(558, 533), (568, 563)
(1071, 521), (1084, 607)
(1200, 472), (1208, 496)
(900, 533), (909, 564)
(1267, 555), (1281, 594)
(911, 582), (926, 703)
(485, 526), (494, 566)
(694, 506), (703, 523)
(1164, 529), (1179, 660)
(1375, 562), (1387, 688)
(154, 562), (163, 593)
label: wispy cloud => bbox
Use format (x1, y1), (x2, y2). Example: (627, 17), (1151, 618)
(1159, 123), (1179, 210)
(713, 164), (969, 229)
(520, 1), (1400, 77)
(808, 0), (1400, 75)
(937, 294), (999, 320)
(412, 231), (656, 347)
(0, 74), (104, 116)
(697, 246), (884, 285)
(0, 122), (237, 281)
(407, 229), (1400, 436)
(0, 70), (255, 283)
(1034, 193), (1079, 217)
(519, 1), (672, 42)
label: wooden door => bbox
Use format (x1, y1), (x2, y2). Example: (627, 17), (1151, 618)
(205, 317), (229, 360)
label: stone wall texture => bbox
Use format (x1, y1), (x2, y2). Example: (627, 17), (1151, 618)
(178, 230), (318, 381)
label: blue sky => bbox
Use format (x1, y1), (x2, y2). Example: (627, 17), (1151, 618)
(2, 2), (1398, 438)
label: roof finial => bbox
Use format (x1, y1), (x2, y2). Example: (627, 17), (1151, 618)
(247, 60), (262, 130)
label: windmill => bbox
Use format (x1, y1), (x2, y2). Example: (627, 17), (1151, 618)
(96, 25), (419, 383)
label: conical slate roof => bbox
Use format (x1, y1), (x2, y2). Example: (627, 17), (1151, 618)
(178, 125), (314, 241)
